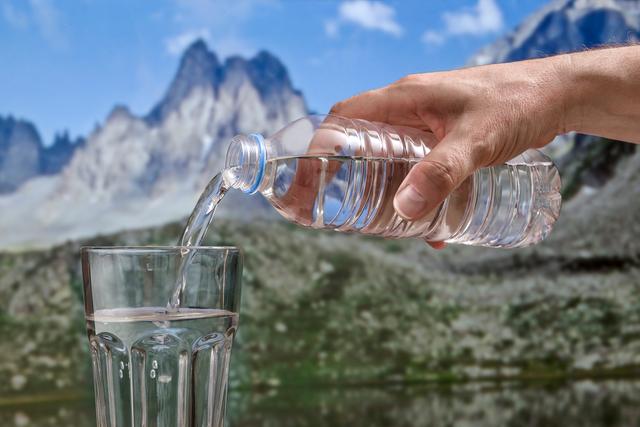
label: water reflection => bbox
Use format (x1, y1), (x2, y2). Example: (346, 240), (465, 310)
(0, 399), (94, 427)
(3, 380), (640, 427)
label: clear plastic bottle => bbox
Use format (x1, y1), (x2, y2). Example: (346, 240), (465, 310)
(224, 115), (562, 248)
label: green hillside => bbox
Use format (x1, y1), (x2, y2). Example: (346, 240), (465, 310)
(2, 190), (640, 401)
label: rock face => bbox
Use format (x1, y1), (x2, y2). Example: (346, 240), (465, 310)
(0, 40), (307, 248)
(469, 0), (640, 66)
(147, 40), (222, 124)
(40, 131), (84, 175)
(3, 3), (640, 405)
(0, 117), (83, 195)
(468, 0), (640, 196)
(0, 117), (42, 193)
(60, 40), (306, 200)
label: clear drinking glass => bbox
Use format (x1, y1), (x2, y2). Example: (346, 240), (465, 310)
(81, 247), (242, 427)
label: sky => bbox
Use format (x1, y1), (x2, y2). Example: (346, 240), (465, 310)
(0, 0), (548, 144)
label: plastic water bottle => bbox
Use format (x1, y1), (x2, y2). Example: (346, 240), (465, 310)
(224, 114), (561, 248)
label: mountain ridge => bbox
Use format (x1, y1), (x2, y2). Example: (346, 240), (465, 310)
(469, 0), (639, 197)
(0, 116), (83, 194)
(470, 0), (640, 66)
(147, 39), (222, 123)
(2, 0), (640, 248)
(56, 40), (307, 200)
(0, 40), (306, 249)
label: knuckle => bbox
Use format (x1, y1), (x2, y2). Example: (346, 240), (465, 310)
(427, 160), (458, 189)
(470, 137), (495, 165)
(414, 159), (458, 194)
(396, 73), (421, 85)
(329, 100), (346, 114)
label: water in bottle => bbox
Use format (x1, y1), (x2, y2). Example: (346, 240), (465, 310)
(171, 113), (562, 310)
(224, 114), (562, 248)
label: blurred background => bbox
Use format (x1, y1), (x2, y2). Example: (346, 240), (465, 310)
(2, 0), (640, 426)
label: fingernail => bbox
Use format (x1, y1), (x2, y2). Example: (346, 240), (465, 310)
(394, 185), (427, 219)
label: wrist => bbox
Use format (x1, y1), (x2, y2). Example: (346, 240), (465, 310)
(552, 46), (640, 140)
(550, 52), (585, 135)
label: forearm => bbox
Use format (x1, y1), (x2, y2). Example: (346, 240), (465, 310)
(559, 45), (640, 143)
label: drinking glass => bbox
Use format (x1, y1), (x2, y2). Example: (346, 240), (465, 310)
(81, 246), (242, 427)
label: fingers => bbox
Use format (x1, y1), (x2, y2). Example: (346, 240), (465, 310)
(329, 83), (425, 129)
(393, 131), (483, 220)
(426, 240), (447, 250)
(330, 88), (391, 123)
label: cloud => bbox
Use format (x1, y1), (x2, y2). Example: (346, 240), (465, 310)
(324, 20), (339, 38)
(167, 0), (276, 57)
(2, 2), (29, 30)
(422, 0), (503, 45)
(165, 28), (212, 56)
(28, 0), (68, 49)
(165, 28), (256, 58)
(443, 0), (503, 35)
(212, 36), (256, 58)
(421, 31), (445, 46)
(2, 0), (68, 48)
(173, 0), (276, 26)
(327, 0), (403, 38)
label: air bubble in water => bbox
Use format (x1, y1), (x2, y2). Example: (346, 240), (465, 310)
(150, 369), (156, 379)
(119, 370), (123, 379)
(152, 360), (158, 369)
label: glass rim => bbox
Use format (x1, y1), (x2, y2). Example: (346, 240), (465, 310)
(81, 245), (241, 254)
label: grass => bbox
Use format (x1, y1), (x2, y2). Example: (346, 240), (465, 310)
(0, 389), (90, 408)
(5, 366), (640, 409)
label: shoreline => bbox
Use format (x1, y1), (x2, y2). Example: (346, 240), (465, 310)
(4, 371), (640, 408)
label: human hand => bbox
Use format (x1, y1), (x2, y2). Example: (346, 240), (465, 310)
(330, 56), (570, 248)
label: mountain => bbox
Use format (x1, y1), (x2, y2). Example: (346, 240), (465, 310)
(0, 40), (307, 249)
(0, 117), (42, 193)
(147, 39), (222, 123)
(2, 216), (640, 398)
(469, 0), (640, 66)
(60, 40), (306, 200)
(40, 131), (85, 175)
(0, 116), (83, 194)
(469, 0), (640, 197)
(2, 1), (639, 249)
(4, 2), (640, 407)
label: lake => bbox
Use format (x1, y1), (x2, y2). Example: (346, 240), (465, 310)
(2, 380), (640, 426)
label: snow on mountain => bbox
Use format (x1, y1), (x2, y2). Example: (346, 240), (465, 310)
(0, 40), (307, 249)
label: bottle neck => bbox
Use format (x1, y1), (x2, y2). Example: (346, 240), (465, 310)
(224, 133), (266, 194)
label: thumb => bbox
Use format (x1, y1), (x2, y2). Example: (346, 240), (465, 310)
(393, 133), (483, 220)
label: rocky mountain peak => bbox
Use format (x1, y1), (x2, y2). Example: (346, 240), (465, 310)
(40, 131), (85, 175)
(468, 0), (639, 199)
(0, 116), (84, 193)
(0, 116), (42, 193)
(176, 39), (221, 86)
(469, 0), (640, 66)
(106, 104), (134, 123)
(247, 50), (296, 100)
(147, 40), (299, 124)
(0, 39), (309, 248)
(147, 39), (221, 123)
